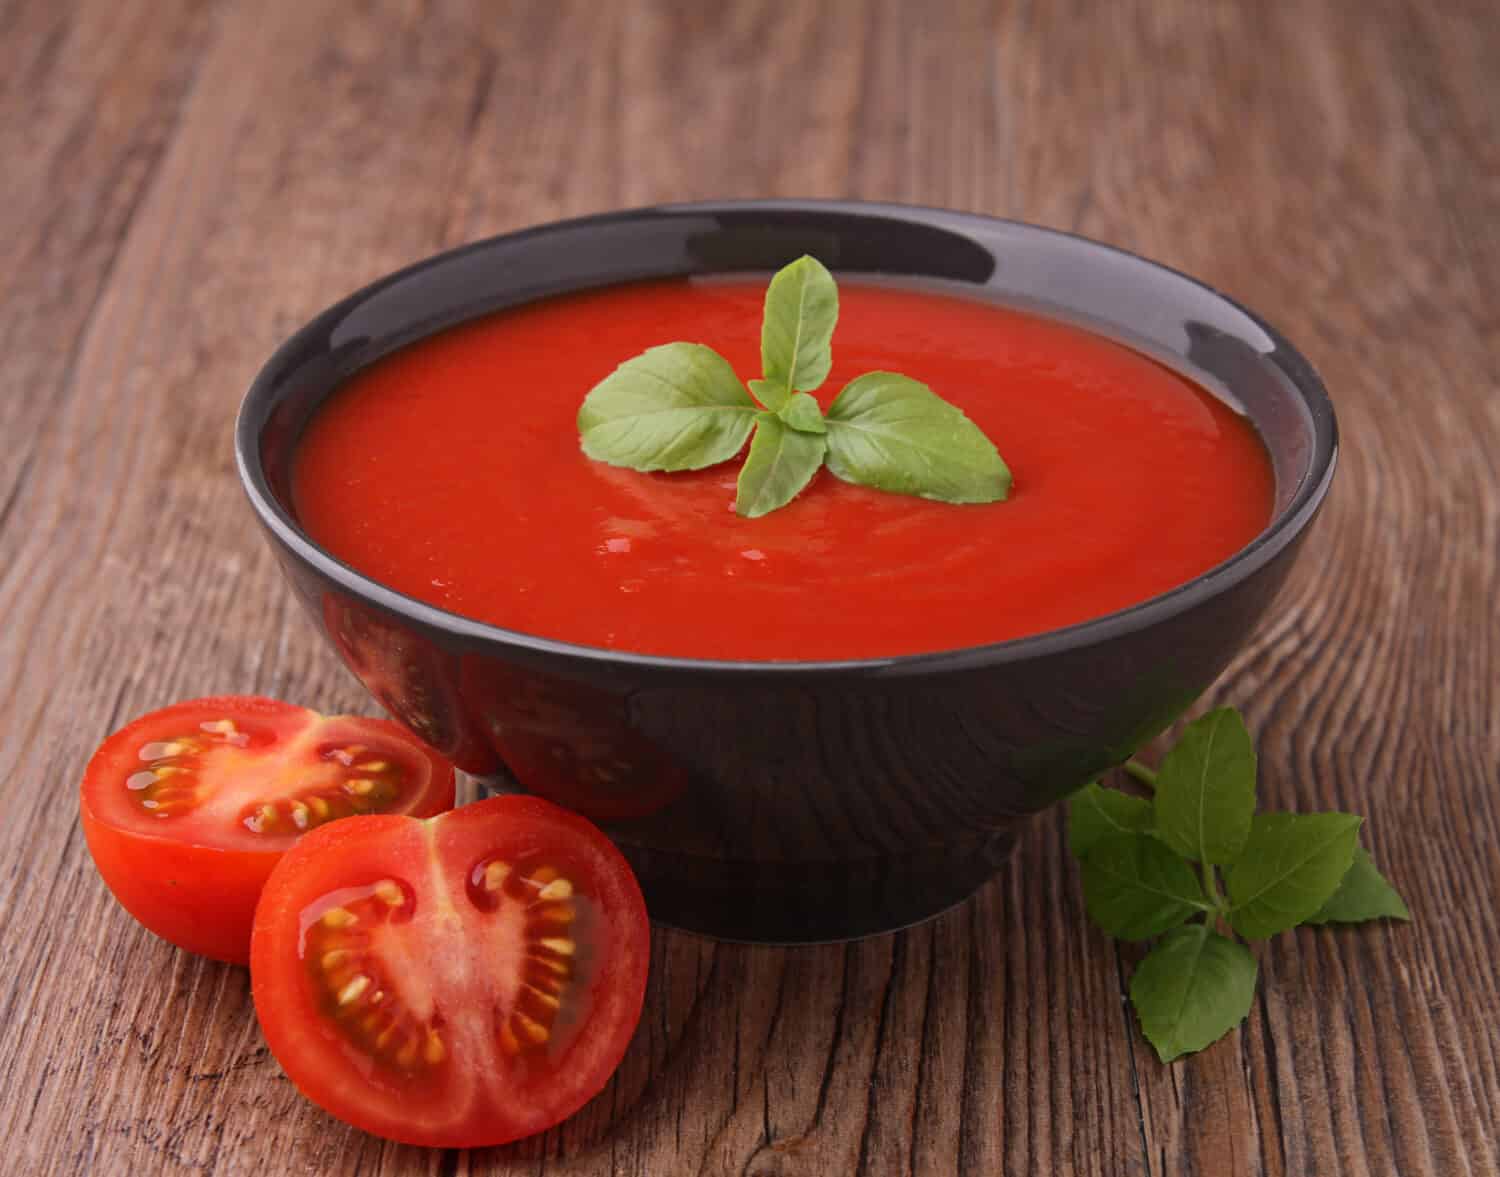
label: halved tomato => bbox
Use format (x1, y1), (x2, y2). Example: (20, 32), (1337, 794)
(250, 795), (649, 1147)
(80, 696), (455, 964)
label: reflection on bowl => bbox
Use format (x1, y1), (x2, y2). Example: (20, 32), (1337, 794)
(321, 591), (497, 777)
(237, 201), (1337, 943)
(458, 657), (688, 822)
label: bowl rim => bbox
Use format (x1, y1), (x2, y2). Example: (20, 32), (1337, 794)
(235, 198), (1339, 679)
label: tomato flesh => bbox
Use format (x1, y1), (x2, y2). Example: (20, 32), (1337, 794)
(250, 796), (650, 1147)
(80, 696), (455, 964)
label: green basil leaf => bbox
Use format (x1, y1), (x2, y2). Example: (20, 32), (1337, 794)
(825, 372), (1011, 503)
(775, 391), (827, 435)
(734, 413), (827, 519)
(761, 255), (838, 399)
(1226, 812), (1363, 939)
(748, 379), (786, 412)
(1080, 833), (1211, 941)
(1068, 782), (1154, 858)
(1130, 924), (1258, 1062)
(1305, 848), (1410, 925)
(578, 343), (757, 471)
(1153, 708), (1257, 865)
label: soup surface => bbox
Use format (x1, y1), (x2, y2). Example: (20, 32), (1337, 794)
(292, 279), (1273, 660)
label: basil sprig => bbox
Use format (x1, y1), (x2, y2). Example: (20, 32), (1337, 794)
(577, 256), (1012, 517)
(1069, 707), (1409, 1062)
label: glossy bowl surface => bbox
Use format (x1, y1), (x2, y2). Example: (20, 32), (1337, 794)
(236, 200), (1337, 942)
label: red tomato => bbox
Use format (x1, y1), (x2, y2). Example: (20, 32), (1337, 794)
(250, 795), (650, 1147)
(80, 696), (455, 964)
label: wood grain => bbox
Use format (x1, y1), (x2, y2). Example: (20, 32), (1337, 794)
(1, 0), (1496, 1173)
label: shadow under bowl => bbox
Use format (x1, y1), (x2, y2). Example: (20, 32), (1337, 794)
(235, 200), (1337, 943)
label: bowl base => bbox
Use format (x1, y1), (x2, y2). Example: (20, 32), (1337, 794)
(476, 770), (1023, 942)
(627, 836), (1021, 944)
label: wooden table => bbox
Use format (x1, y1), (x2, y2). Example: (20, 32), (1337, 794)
(3, 1), (1496, 1173)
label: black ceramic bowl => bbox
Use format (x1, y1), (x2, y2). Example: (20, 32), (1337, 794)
(235, 200), (1337, 943)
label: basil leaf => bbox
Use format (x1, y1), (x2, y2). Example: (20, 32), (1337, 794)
(1068, 782), (1154, 858)
(1226, 812), (1362, 939)
(761, 255), (838, 400)
(1080, 833), (1212, 941)
(748, 379), (785, 412)
(825, 372), (1011, 503)
(1154, 708), (1257, 866)
(579, 343), (757, 471)
(1130, 924), (1258, 1062)
(776, 391), (827, 435)
(735, 413), (827, 519)
(1305, 848), (1410, 925)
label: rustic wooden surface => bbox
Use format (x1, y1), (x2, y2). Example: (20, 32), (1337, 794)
(2, 0), (1497, 1173)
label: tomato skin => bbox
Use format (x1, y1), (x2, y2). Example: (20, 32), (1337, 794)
(80, 696), (456, 965)
(250, 796), (650, 1147)
(81, 826), (278, 964)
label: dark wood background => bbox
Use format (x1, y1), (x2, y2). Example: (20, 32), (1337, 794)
(2, 1), (1496, 1173)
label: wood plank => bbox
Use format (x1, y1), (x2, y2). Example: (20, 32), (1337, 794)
(0, 0), (1496, 1173)
(0, 0), (221, 569)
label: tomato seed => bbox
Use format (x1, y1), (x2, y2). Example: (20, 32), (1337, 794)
(535, 878), (573, 902)
(483, 861), (510, 891)
(513, 1011), (549, 1045)
(373, 879), (404, 907)
(529, 954), (570, 978)
(337, 975), (371, 1005)
(529, 904), (575, 929)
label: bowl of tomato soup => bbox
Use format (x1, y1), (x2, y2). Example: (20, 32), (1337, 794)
(236, 201), (1336, 942)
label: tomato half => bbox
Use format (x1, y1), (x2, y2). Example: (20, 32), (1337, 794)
(80, 696), (455, 964)
(250, 795), (649, 1147)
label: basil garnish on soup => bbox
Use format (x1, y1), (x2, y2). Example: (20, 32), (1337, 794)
(576, 256), (1013, 518)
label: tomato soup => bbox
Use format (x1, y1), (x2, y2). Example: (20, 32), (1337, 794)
(292, 280), (1273, 660)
